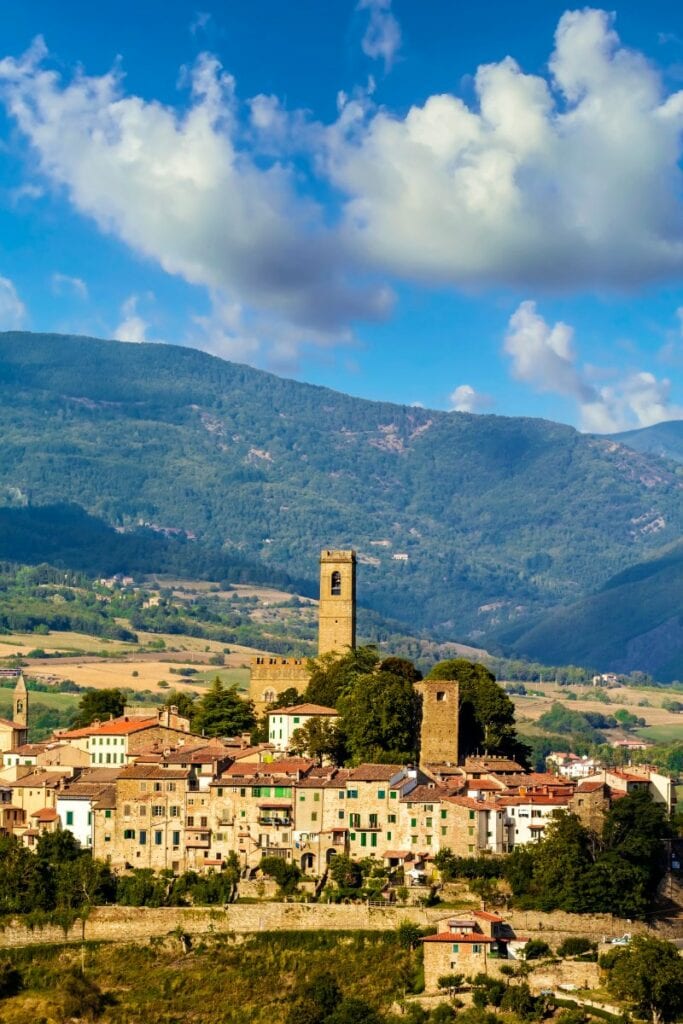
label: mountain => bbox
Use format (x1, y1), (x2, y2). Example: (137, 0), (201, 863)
(1, 331), (683, 665)
(611, 421), (683, 464)
(497, 540), (683, 681)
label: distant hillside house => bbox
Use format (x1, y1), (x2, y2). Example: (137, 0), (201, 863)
(268, 704), (338, 753)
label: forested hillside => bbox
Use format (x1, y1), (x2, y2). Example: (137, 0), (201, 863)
(2, 331), (683, 665)
(612, 420), (683, 464)
(499, 539), (683, 680)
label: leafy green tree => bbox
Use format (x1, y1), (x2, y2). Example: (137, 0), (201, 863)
(290, 718), (345, 765)
(58, 967), (107, 1021)
(305, 647), (380, 708)
(326, 998), (383, 1024)
(379, 657), (422, 683)
(191, 677), (255, 737)
(161, 690), (196, 718)
(337, 671), (421, 764)
(273, 687), (302, 708)
(427, 659), (528, 763)
(71, 688), (125, 728)
(0, 960), (21, 999)
(327, 855), (363, 896)
(601, 935), (683, 1024)
(557, 937), (595, 957)
(259, 856), (301, 896)
(522, 940), (551, 961)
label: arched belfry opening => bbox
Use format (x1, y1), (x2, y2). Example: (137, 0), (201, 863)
(331, 571), (342, 596)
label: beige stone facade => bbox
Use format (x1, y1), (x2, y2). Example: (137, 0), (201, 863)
(416, 679), (459, 768)
(318, 549), (356, 656)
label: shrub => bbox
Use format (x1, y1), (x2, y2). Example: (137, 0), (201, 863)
(557, 937), (596, 958)
(522, 939), (552, 960)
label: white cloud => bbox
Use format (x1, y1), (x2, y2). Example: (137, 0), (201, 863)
(113, 296), (150, 344)
(329, 8), (683, 289)
(190, 11), (211, 36)
(0, 275), (26, 328)
(504, 301), (683, 432)
(51, 272), (88, 299)
(449, 384), (492, 413)
(0, 39), (390, 362)
(357, 0), (401, 72)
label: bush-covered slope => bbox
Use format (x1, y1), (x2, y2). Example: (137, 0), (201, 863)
(1, 331), (682, 651)
(499, 540), (683, 680)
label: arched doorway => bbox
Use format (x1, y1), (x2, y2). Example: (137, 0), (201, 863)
(301, 853), (315, 872)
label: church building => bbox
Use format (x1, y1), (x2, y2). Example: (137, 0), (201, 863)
(0, 674), (30, 753)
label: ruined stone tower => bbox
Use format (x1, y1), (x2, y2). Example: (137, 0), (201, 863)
(318, 549), (356, 655)
(415, 678), (459, 767)
(13, 673), (28, 729)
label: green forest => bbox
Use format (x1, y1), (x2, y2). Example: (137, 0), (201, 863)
(3, 331), (683, 676)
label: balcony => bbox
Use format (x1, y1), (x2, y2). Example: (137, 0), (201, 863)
(185, 828), (211, 849)
(258, 816), (291, 827)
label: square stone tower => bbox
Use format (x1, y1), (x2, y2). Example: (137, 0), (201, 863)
(318, 549), (356, 655)
(415, 678), (459, 766)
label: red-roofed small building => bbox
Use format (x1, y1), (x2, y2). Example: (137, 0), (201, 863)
(421, 912), (516, 991)
(57, 714), (199, 768)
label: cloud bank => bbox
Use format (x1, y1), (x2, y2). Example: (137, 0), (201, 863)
(504, 300), (683, 432)
(0, 276), (26, 329)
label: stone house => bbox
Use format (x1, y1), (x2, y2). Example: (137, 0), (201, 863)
(58, 715), (195, 768)
(93, 765), (197, 873)
(292, 766), (350, 873)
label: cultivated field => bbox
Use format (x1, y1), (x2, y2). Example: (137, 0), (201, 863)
(510, 680), (683, 742)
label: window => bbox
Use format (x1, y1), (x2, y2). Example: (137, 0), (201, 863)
(139, 830), (147, 845)
(469, 811), (475, 820)
(440, 809), (447, 820)
(65, 811), (74, 826)
(377, 790), (385, 799)
(390, 791), (397, 800)
(154, 782), (162, 793)
(172, 831), (180, 846)
(472, 944), (481, 954)
(426, 817), (432, 827)
(410, 818), (417, 828)
(360, 832), (367, 847)
(388, 814), (396, 824)
(88, 812), (92, 825)
(311, 812), (318, 822)
(371, 833), (377, 847)
(124, 804), (131, 817)
(240, 788), (246, 797)
(216, 787), (223, 797)
(139, 806), (147, 816)
(441, 827), (447, 836)
(338, 791), (345, 799)
(313, 793), (320, 802)
(154, 831), (163, 846)
(425, 835), (432, 845)
(436, 691), (446, 702)
(152, 805), (163, 817)
(338, 810), (344, 820)
(349, 832), (356, 841)
(105, 809), (112, 819)
(411, 835), (418, 844)
(293, 717), (300, 724)
(167, 783), (176, 793)
(170, 806), (179, 817)
(331, 571), (341, 596)
(347, 789), (358, 799)
(200, 816), (208, 828)
(123, 829), (135, 840)
(349, 813), (361, 828)
(386, 831), (392, 841)
(369, 813), (378, 828)
(452, 944), (460, 953)
(299, 795), (306, 802)
(187, 816), (194, 827)
(274, 787), (291, 798)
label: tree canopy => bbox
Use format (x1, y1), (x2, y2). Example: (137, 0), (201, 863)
(71, 688), (125, 728)
(601, 935), (683, 1023)
(427, 658), (528, 763)
(190, 678), (255, 738)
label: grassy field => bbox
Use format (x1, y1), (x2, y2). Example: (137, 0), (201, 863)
(634, 724), (683, 744)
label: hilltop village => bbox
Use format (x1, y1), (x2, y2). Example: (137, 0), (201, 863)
(0, 550), (674, 884)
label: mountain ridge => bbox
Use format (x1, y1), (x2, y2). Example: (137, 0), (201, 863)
(2, 330), (683, 670)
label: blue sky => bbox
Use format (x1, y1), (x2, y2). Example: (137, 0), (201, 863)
(2, 1), (683, 430)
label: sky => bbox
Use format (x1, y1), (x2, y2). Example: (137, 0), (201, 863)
(3, 1), (683, 431)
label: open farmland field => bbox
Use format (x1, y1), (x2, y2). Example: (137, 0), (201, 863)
(0, 631), (136, 657)
(509, 680), (683, 737)
(0, 687), (79, 712)
(24, 659), (252, 694)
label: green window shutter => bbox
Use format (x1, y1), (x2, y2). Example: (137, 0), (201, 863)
(371, 833), (377, 847)
(377, 790), (385, 799)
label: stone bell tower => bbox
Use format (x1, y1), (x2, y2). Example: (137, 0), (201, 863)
(318, 549), (356, 656)
(13, 673), (28, 729)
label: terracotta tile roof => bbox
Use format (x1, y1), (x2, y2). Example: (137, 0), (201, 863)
(467, 780), (505, 791)
(465, 757), (524, 772)
(11, 772), (68, 789)
(31, 808), (58, 822)
(422, 933), (495, 943)
(60, 716), (159, 738)
(576, 781), (606, 793)
(224, 757), (313, 778)
(347, 764), (404, 782)
(0, 717), (25, 730)
(117, 766), (191, 780)
(474, 911), (504, 922)
(269, 703), (338, 716)
(443, 795), (489, 811)
(400, 785), (447, 803)
(93, 787), (116, 810)
(11, 743), (49, 756)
